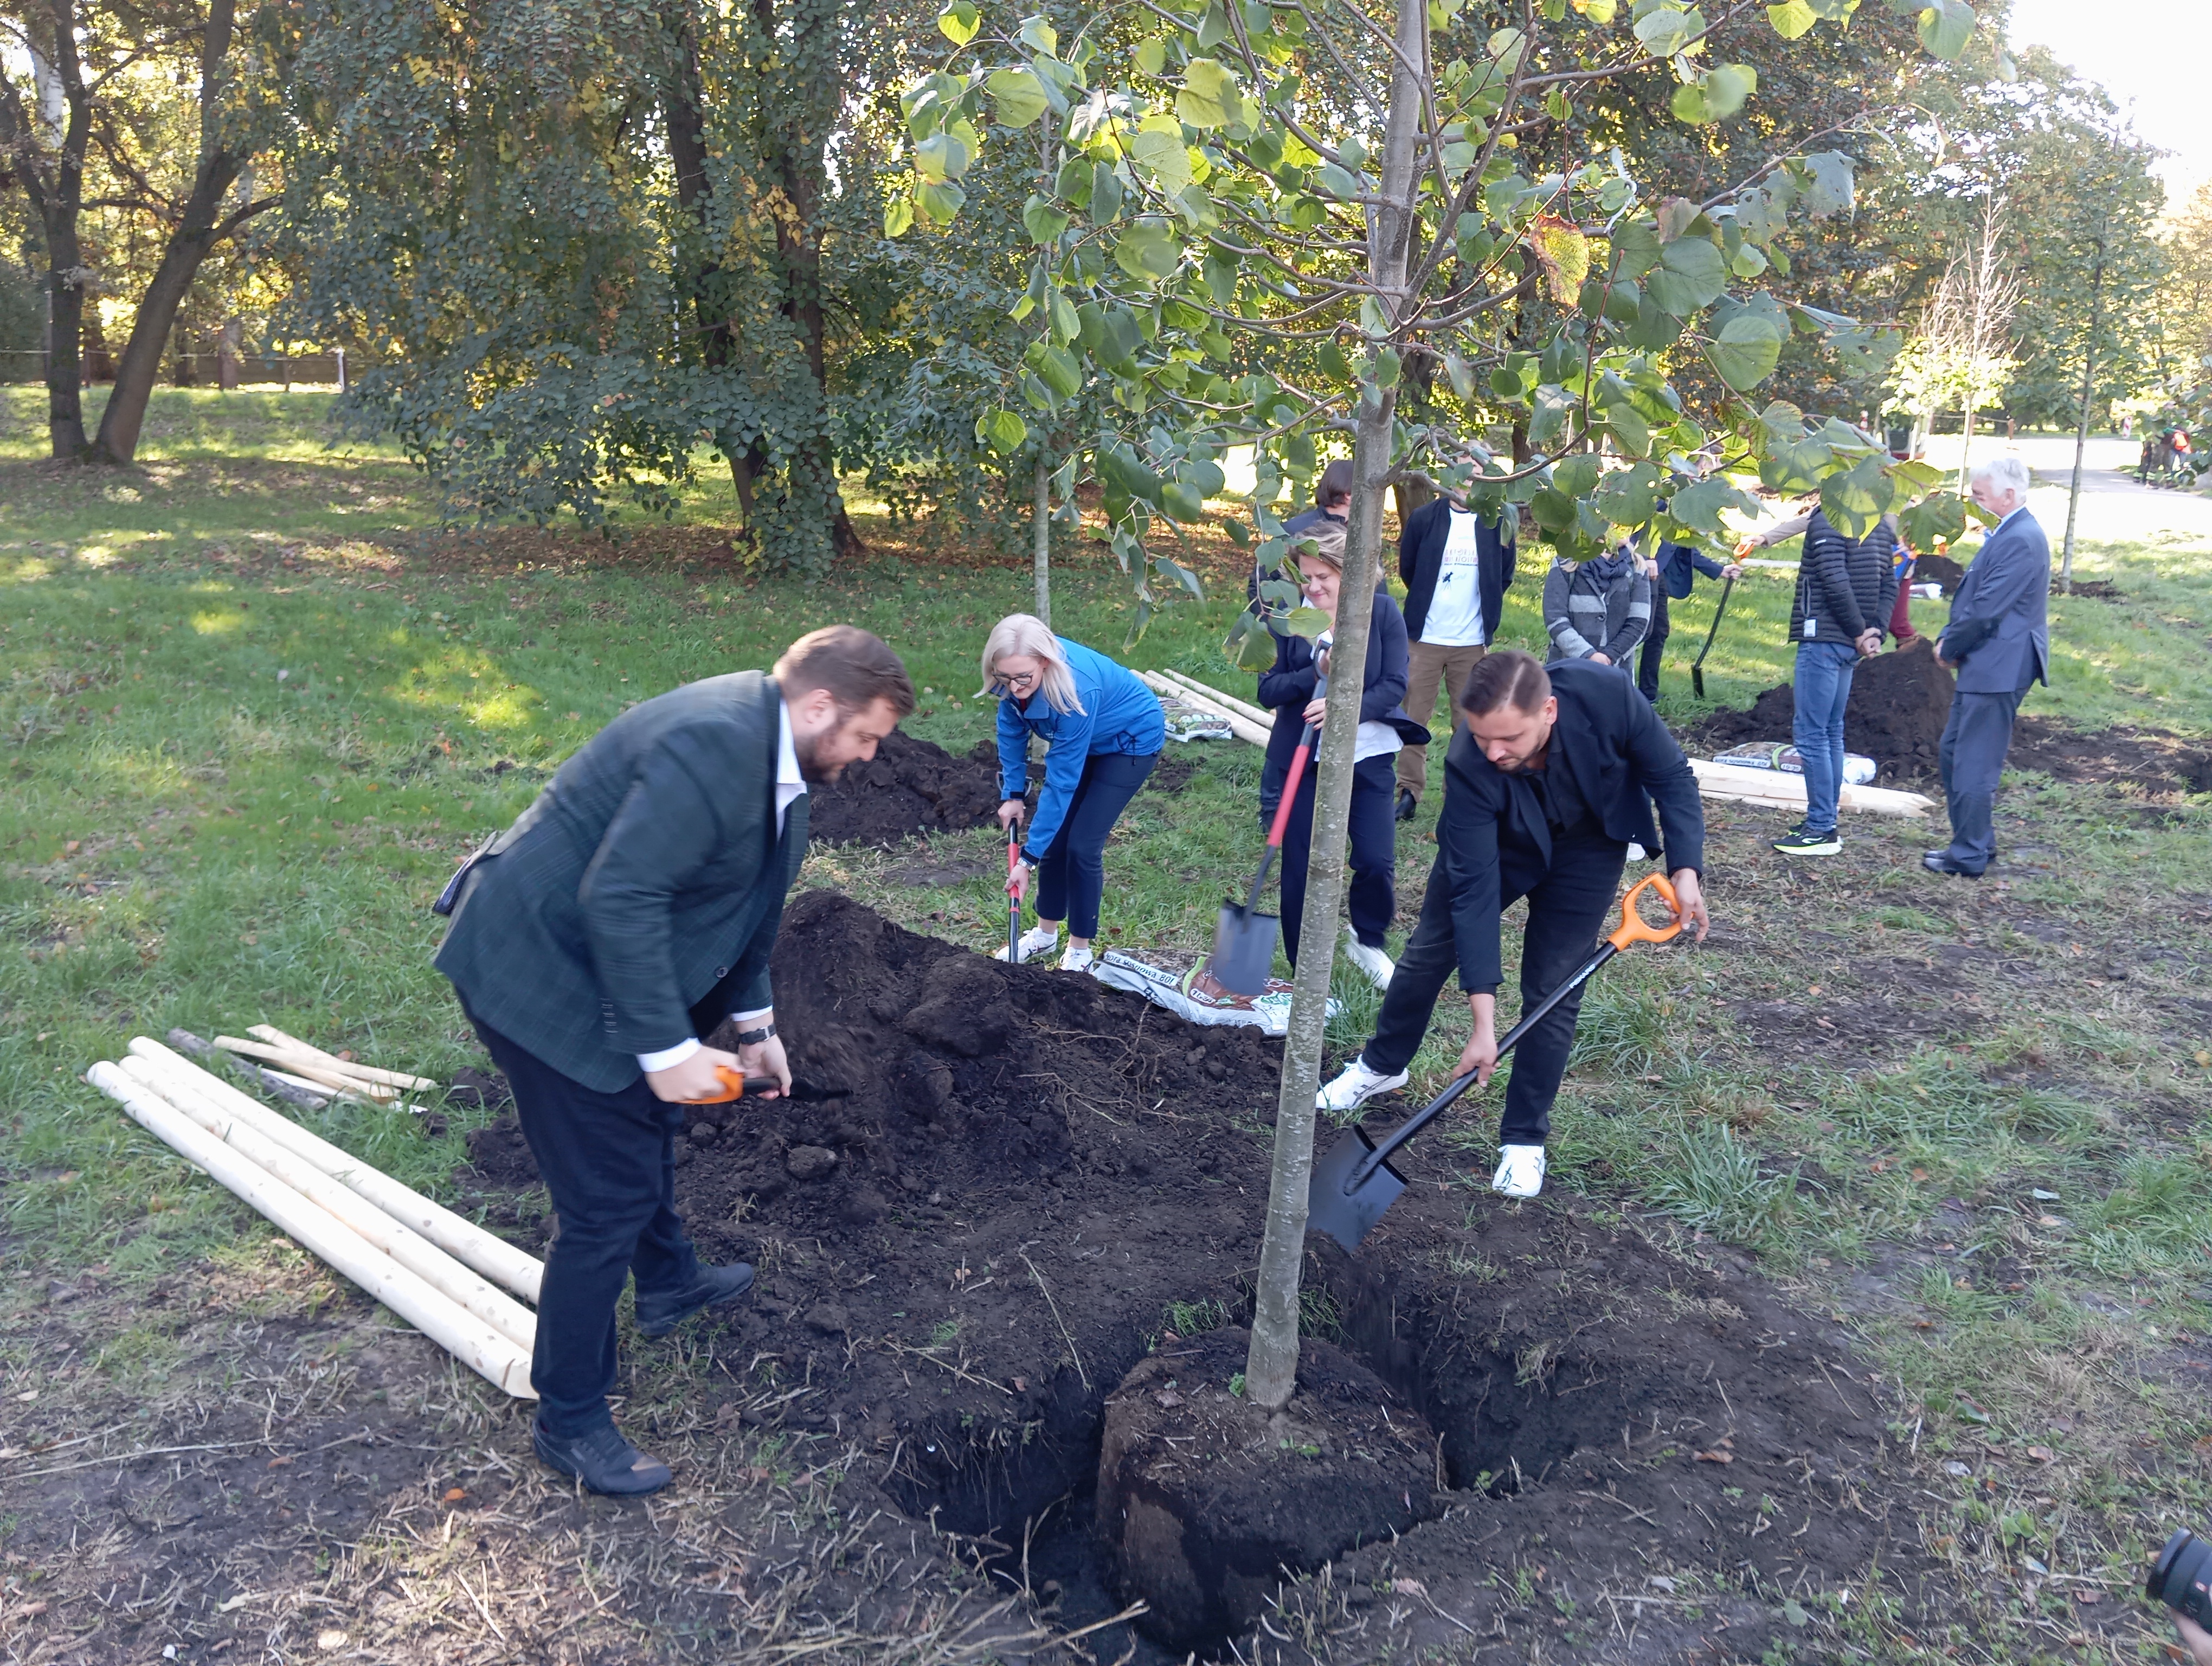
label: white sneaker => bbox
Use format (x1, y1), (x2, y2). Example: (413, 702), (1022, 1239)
(995, 924), (1058, 964)
(1316, 1059), (1410, 1112)
(1491, 1144), (1548, 1199)
(1626, 841), (1648, 862)
(1060, 944), (1096, 973)
(1341, 929), (1394, 990)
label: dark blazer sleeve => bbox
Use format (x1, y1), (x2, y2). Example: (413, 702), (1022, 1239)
(1438, 746), (1506, 994)
(1692, 547), (1728, 582)
(1624, 694), (1705, 875)
(1258, 633), (1318, 710)
(578, 735), (758, 1055)
(1941, 527), (2039, 661)
(1359, 595), (1410, 722)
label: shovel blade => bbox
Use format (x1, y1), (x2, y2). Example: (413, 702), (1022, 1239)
(1691, 665), (1705, 699)
(1306, 1125), (1407, 1253)
(1207, 900), (1279, 996)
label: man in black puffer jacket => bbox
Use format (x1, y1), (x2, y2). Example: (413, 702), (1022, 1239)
(1773, 509), (1898, 856)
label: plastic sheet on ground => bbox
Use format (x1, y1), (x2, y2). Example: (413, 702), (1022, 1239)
(1090, 951), (1335, 1036)
(1713, 741), (1876, 786)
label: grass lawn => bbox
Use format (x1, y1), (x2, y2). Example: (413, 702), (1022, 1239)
(4, 387), (2210, 1663)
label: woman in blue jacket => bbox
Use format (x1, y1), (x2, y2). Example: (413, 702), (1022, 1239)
(1253, 524), (1422, 989)
(985, 616), (1165, 972)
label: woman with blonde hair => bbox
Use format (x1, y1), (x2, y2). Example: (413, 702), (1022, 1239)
(983, 615), (1165, 971)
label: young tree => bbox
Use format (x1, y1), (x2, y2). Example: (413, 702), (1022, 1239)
(896, 0), (1977, 1409)
(0, 0), (282, 463)
(1889, 193), (2015, 487)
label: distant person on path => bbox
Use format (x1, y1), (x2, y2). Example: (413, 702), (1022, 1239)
(1925, 456), (2049, 878)
(986, 617), (1165, 971)
(1772, 509), (1899, 857)
(1251, 522), (1420, 989)
(1315, 651), (1707, 1200)
(1394, 491), (1517, 821)
(1637, 536), (1744, 704)
(1542, 542), (1651, 670)
(434, 626), (914, 1495)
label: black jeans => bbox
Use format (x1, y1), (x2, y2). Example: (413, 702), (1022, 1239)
(1360, 830), (1626, 1145)
(1279, 751), (1398, 966)
(1636, 587), (1671, 705)
(1035, 750), (1158, 939)
(466, 983), (743, 1437)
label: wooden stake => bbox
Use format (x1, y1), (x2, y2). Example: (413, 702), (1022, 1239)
(120, 1056), (537, 1354)
(1157, 668), (1272, 729)
(215, 1037), (402, 1103)
(1136, 671), (1270, 747)
(89, 1063), (535, 1399)
(245, 1024), (440, 1092)
(127, 1038), (544, 1304)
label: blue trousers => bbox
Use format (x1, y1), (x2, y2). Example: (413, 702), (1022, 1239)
(1938, 687), (2025, 873)
(1034, 750), (1157, 938)
(1279, 752), (1398, 968)
(1791, 640), (1860, 835)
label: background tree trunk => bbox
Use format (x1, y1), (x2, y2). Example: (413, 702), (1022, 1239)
(1, 5), (95, 456)
(1032, 455), (1051, 625)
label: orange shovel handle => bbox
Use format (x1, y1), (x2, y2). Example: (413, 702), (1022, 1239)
(1606, 872), (1685, 951)
(685, 1066), (778, 1105)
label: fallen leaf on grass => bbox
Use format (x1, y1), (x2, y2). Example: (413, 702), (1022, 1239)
(2027, 1446), (2054, 1463)
(1694, 1449), (1734, 1464)
(1390, 1578), (1429, 1598)
(317, 1629), (348, 1652)
(267, 1456), (292, 1468)
(443, 1487), (467, 1501)
(15, 1601), (48, 1620)
(217, 1593), (262, 1613)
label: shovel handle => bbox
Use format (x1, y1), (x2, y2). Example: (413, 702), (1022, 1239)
(1242, 724), (1317, 914)
(1607, 873), (1685, 951)
(1692, 574), (1735, 674)
(686, 1066), (780, 1104)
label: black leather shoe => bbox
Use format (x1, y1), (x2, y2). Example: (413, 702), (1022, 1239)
(1921, 852), (1984, 879)
(533, 1419), (672, 1496)
(1395, 787), (1418, 823)
(635, 1263), (755, 1337)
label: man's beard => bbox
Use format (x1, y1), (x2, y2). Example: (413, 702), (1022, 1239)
(794, 727), (844, 785)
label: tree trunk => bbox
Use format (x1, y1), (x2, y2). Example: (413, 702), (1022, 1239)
(42, 210), (89, 454)
(1, 6), (95, 457)
(1032, 455), (1052, 625)
(2061, 235), (2107, 594)
(1244, 0), (1425, 1414)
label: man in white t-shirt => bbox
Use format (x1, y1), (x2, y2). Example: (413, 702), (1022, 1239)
(1394, 493), (1517, 821)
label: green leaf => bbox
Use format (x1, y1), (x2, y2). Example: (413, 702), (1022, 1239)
(1646, 236), (1726, 316)
(1553, 454), (1602, 496)
(1798, 151), (1855, 217)
(1178, 57), (1239, 128)
(1915, 0), (1975, 60)
(1818, 454), (1889, 539)
(1227, 610), (1279, 672)
(1623, 291), (1683, 351)
(1048, 289), (1080, 344)
(1315, 162), (1360, 200)
(1017, 15), (1059, 54)
(1129, 126), (1194, 194)
(1528, 383), (1576, 448)
(937, 0), (980, 44)
(1765, 0), (1815, 36)
(988, 68), (1050, 128)
(915, 132), (973, 183)
(884, 193), (915, 237)
(1283, 605), (1330, 640)
(1186, 458), (1227, 496)
(1632, 5), (1697, 56)
(916, 179), (968, 223)
(1592, 460), (1660, 527)
(1544, 85), (1570, 120)
(1161, 480), (1208, 521)
(1669, 83), (1709, 125)
(1668, 477), (1758, 535)
(1702, 62), (1755, 119)
(1610, 220), (1663, 278)
(1900, 490), (1968, 549)
(1318, 340), (1352, 381)
(1708, 313), (1784, 390)
(1574, 0), (1617, 18)
(1134, 36), (1168, 74)
(1114, 219), (1184, 284)
(977, 407), (1030, 455)
(1091, 163), (1125, 223)
(1036, 344), (1084, 399)
(1443, 351), (1477, 401)
(1022, 195), (1071, 243)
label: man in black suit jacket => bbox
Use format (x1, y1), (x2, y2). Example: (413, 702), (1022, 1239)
(436, 626), (914, 1494)
(1317, 652), (1709, 1199)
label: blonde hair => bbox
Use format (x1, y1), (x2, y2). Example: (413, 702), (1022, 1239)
(1296, 522), (1347, 570)
(980, 614), (1085, 715)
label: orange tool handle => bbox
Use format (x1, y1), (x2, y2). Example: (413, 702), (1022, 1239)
(1606, 872), (1685, 951)
(685, 1066), (780, 1104)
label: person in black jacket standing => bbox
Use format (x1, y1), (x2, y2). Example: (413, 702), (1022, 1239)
(1772, 510), (1898, 856)
(1394, 493), (1516, 821)
(1317, 651), (1707, 1199)
(1637, 539), (1744, 704)
(435, 627), (915, 1495)
(1251, 523), (1421, 989)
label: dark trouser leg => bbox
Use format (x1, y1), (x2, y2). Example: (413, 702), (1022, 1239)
(467, 1016), (698, 1437)
(1636, 588), (1671, 705)
(1939, 688), (2023, 872)
(1034, 751), (1155, 938)
(1361, 856), (1468, 1075)
(1345, 754), (1399, 948)
(1498, 836), (1628, 1146)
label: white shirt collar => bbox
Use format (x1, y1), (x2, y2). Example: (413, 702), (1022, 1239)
(1996, 503), (2031, 531)
(775, 698), (807, 837)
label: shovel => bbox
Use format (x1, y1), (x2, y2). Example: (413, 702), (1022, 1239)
(1690, 573), (1735, 700)
(1307, 874), (1685, 1252)
(1204, 723), (1317, 996)
(687, 1066), (848, 1105)
(1006, 825), (1024, 964)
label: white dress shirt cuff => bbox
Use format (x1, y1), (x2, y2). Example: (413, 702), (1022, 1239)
(728, 1007), (773, 1026)
(636, 1037), (701, 1073)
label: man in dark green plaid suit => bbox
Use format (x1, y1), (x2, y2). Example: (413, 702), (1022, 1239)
(436, 626), (914, 1494)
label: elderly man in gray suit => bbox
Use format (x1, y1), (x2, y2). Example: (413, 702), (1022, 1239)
(1924, 456), (2049, 877)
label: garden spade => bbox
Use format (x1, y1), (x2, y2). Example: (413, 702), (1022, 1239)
(1690, 573), (1735, 700)
(688, 1067), (849, 1105)
(1007, 826), (1024, 964)
(1204, 723), (1316, 996)
(1307, 874), (1686, 1252)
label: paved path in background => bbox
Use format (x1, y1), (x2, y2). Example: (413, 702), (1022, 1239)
(1919, 432), (2212, 550)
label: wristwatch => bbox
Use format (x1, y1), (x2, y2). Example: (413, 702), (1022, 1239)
(732, 1022), (777, 1047)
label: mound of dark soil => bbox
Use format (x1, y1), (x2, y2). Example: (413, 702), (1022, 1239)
(2009, 717), (2212, 793)
(1912, 550), (1966, 594)
(1686, 638), (1956, 780)
(808, 730), (1004, 845)
(461, 893), (1946, 1663)
(2057, 578), (2123, 599)
(1098, 1326), (1439, 1651)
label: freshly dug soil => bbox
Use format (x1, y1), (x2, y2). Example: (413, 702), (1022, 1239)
(1912, 550), (1966, 594)
(1097, 1327), (1439, 1651)
(807, 730), (1004, 845)
(2009, 717), (2212, 793)
(1686, 638), (1956, 780)
(2059, 578), (2123, 599)
(461, 893), (1949, 1663)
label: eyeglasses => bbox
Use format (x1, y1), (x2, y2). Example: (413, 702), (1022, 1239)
(992, 667), (1041, 695)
